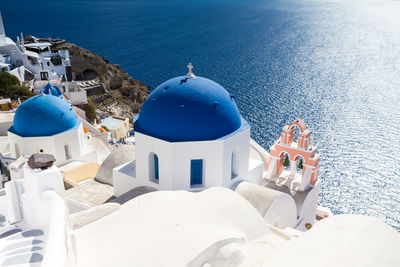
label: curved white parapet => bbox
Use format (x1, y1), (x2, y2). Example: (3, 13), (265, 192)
(266, 214), (400, 266)
(4, 180), (23, 223)
(69, 202), (120, 230)
(0, 190), (73, 267)
(1, 163), (74, 267)
(235, 182), (297, 229)
(294, 181), (320, 231)
(186, 237), (245, 267)
(73, 187), (272, 267)
(249, 139), (270, 171)
(23, 165), (65, 227)
(40, 190), (73, 267)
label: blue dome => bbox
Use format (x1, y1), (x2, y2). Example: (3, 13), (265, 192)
(134, 76), (243, 142)
(43, 83), (62, 97)
(10, 94), (80, 137)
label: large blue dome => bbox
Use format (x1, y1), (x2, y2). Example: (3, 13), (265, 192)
(134, 76), (243, 142)
(10, 94), (80, 137)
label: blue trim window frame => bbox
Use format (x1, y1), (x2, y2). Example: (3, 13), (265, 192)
(149, 152), (159, 184)
(190, 159), (203, 187)
(154, 154), (159, 180)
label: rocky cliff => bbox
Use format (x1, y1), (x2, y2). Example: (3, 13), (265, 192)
(57, 43), (149, 119)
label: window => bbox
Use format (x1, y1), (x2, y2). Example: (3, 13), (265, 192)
(154, 154), (159, 180)
(149, 152), (159, 184)
(190, 159), (203, 186)
(64, 144), (71, 160)
(231, 149), (239, 179)
(51, 56), (62, 66)
(40, 72), (49, 80)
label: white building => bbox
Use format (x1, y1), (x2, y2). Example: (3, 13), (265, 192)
(7, 94), (104, 169)
(113, 64), (264, 196)
(0, 13), (71, 83)
(63, 81), (88, 105)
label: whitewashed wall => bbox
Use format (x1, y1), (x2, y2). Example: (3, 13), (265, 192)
(113, 126), (264, 195)
(68, 90), (87, 105)
(8, 122), (85, 165)
(0, 42), (44, 80)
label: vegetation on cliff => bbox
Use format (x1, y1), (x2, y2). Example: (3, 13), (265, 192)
(84, 98), (97, 123)
(0, 72), (34, 99)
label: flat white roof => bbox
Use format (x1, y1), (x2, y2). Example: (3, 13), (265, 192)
(101, 116), (125, 129)
(0, 99), (11, 104)
(24, 50), (40, 59)
(0, 112), (14, 123)
(24, 42), (51, 48)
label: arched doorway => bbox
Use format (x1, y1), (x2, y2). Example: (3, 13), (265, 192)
(148, 152), (159, 184)
(82, 69), (98, 80)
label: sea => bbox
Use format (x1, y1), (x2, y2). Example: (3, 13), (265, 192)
(2, 0), (400, 230)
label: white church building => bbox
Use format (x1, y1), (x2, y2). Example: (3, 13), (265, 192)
(7, 94), (102, 169)
(113, 64), (264, 196)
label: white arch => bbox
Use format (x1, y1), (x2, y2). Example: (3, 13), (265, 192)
(148, 152), (159, 184)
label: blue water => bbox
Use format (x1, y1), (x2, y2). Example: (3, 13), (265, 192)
(2, 0), (400, 230)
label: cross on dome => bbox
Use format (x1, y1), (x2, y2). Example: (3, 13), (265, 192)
(187, 62), (193, 73)
(185, 62), (196, 79)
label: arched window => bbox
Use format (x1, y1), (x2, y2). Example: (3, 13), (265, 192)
(149, 152), (159, 184)
(295, 155), (305, 174)
(64, 144), (71, 160)
(282, 153), (290, 171)
(231, 149), (239, 179)
(291, 125), (300, 143)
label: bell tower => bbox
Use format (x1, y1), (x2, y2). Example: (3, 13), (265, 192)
(265, 119), (319, 191)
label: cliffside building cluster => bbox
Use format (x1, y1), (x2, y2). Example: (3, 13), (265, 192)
(0, 14), (71, 83)
(0, 13), (91, 107)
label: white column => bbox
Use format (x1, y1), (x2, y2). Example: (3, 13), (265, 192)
(299, 165), (313, 191)
(5, 180), (23, 223)
(265, 157), (278, 179)
(290, 160), (296, 176)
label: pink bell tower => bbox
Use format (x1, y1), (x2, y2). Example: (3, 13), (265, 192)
(265, 119), (320, 191)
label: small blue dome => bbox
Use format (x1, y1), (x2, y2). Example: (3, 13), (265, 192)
(43, 83), (62, 97)
(134, 76), (243, 142)
(10, 94), (80, 137)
